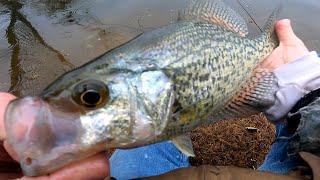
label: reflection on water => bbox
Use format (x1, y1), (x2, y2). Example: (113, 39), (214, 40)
(1, 1), (74, 96)
(20, 0), (74, 13)
(0, 0), (319, 96)
(0, 5), (12, 93)
(0, 0), (185, 96)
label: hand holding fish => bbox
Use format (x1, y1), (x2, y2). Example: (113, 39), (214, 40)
(0, 93), (110, 180)
(0, 18), (316, 179)
(260, 19), (320, 122)
(258, 19), (309, 71)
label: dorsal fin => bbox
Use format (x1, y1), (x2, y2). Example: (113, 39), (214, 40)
(178, 0), (248, 37)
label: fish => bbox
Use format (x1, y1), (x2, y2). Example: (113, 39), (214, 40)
(4, 0), (280, 176)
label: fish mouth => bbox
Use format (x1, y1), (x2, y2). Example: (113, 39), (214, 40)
(4, 96), (96, 176)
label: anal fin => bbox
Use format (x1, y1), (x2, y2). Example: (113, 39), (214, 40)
(171, 133), (195, 157)
(216, 68), (279, 119)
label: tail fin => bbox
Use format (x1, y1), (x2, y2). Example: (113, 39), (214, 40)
(257, 6), (282, 56)
(263, 7), (281, 32)
(260, 6), (281, 45)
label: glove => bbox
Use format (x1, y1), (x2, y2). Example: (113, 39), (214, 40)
(265, 51), (320, 123)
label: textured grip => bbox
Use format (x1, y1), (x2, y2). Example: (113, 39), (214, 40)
(286, 89), (320, 156)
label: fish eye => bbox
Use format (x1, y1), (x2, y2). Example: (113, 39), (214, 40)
(72, 80), (109, 109)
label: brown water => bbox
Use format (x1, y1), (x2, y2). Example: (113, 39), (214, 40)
(0, 0), (319, 97)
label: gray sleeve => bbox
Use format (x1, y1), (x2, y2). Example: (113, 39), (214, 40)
(265, 51), (320, 123)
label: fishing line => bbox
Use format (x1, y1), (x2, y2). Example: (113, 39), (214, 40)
(235, 0), (262, 32)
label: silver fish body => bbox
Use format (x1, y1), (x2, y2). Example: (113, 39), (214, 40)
(5, 3), (279, 176)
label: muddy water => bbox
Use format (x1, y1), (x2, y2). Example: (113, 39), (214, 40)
(0, 0), (319, 97)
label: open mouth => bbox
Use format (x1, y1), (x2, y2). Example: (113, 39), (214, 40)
(4, 96), (87, 176)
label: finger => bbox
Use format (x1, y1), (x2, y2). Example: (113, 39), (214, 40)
(16, 152), (110, 180)
(0, 93), (16, 141)
(275, 19), (297, 42)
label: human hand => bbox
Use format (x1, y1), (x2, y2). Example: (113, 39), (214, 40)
(0, 92), (110, 180)
(258, 19), (309, 71)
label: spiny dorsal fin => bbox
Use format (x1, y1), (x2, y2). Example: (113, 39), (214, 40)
(171, 133), (195, 157)
(178, 0), (248, 37)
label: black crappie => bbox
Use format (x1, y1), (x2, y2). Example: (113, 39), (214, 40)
(5, 0), (279, 176)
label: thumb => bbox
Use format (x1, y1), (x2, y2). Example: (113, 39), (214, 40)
(275, 19), (297, 42)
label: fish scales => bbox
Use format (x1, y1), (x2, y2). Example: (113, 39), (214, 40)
(88, 19), (276, 136)
(42, 15), (276, 145)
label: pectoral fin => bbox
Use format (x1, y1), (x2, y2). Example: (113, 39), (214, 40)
(178, 0), (248, 37)
(171, 133), (195, 157)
